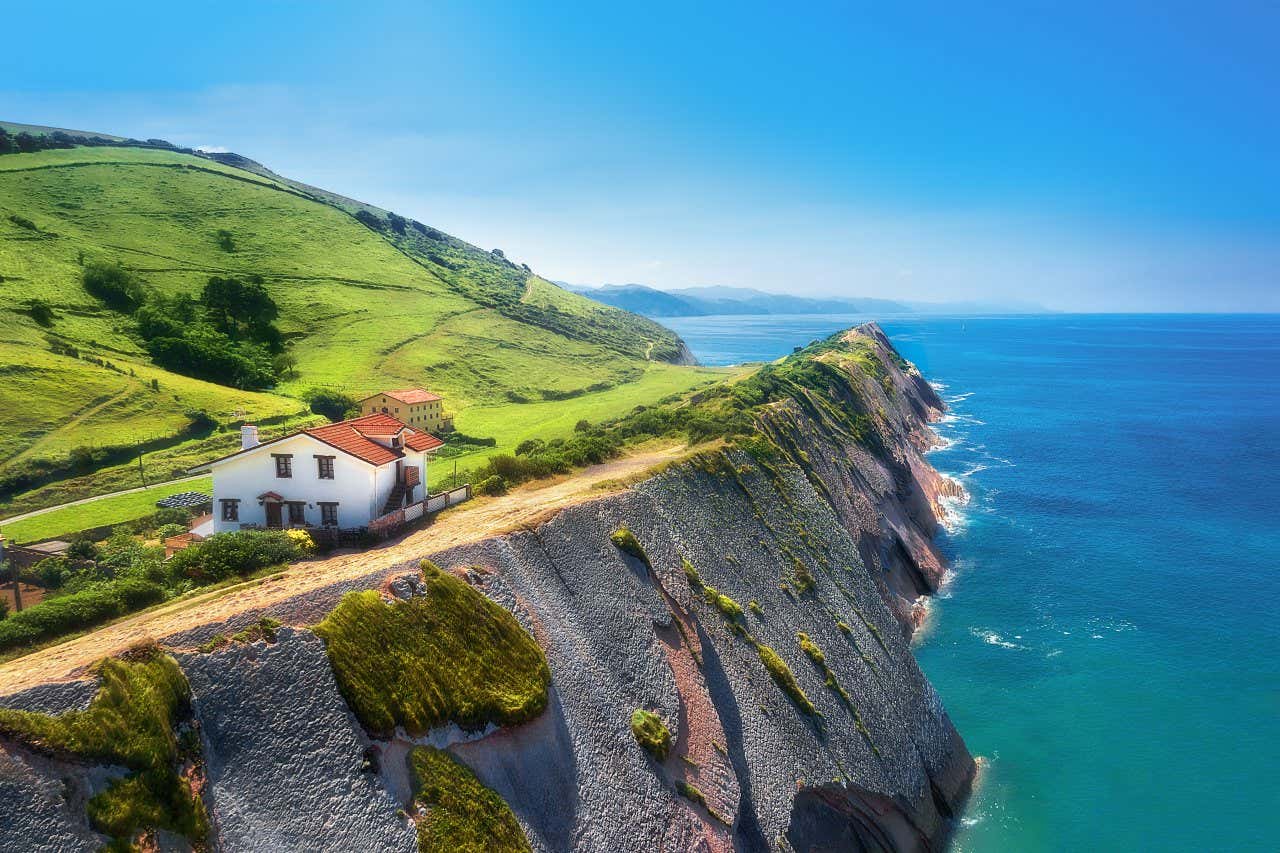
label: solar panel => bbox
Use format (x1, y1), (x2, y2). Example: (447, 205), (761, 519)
(155, 491), (212, 509)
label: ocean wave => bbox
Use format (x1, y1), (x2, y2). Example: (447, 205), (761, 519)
(970, 628), (1027, 650)
(938, 494), (971, 533)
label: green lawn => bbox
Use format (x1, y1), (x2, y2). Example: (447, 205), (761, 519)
(1, 477), (212, 544)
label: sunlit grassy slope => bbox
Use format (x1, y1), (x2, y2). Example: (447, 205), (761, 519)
(0, 141), (719, 527)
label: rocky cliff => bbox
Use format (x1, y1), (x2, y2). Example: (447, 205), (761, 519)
(0, 323), (973, 852)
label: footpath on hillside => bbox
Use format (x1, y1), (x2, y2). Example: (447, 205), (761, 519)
(0, 444), (688, 694)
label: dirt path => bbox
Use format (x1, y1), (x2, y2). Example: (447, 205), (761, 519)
(0, 443), (687, 694)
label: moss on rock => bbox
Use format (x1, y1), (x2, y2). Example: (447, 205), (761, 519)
(755, 642), (817, 716)
(610, 526), (648, 563)
(630, 708), (672, 760)
(314, 560), (550, 736)
(0, 648), (208, 848)
(409, 746), (531, 853)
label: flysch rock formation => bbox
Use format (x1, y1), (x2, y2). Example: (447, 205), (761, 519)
(0, 323), (974, 852)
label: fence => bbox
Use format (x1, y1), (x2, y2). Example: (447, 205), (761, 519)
(367, 484), (472, 539)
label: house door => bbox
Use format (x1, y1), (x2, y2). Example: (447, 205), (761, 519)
(265, 502), (283, 529)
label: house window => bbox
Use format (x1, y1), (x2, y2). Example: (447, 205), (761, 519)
(316, 455), (335, 479)
(319, 502), (339, 526)
(273, 454), (293, 478)
(220, 499), (240, 522)
(287, 502), (306, 525)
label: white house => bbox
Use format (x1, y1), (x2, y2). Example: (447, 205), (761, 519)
(193, 414), (443, 534)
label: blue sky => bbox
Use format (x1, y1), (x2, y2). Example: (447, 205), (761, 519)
(3, 1), (1277, 311)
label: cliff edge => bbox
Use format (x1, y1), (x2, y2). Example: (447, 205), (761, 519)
(0, 323), (973, 852)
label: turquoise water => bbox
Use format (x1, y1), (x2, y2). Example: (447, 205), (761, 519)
(664, 314), (1280, 851)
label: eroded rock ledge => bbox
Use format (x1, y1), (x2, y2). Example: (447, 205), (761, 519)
(0, 323), (973, 852)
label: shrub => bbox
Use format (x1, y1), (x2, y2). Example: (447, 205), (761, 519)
(630, 709), (672, 760)
(215, 229), (235, 252)
(155, 524), (187, 540)
(409, 746), (531, 853)
(314, 560), (550, 736)
(25, 299), (55, 327)
(167, 530), (299, 585)
(303, 388), (358, 422)
(67, 538), (100, 561)
(476, 475), (507, 496)
(284, 529), (315, 556)
(0, 579), (166, 652)
(82, 261), (144, 312)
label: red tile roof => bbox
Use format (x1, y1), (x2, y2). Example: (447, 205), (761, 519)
(193, 413), (443, 471)
(405, 431), (444, 451)
(378, 389), (442, 404)
(306, 414), (406, 465)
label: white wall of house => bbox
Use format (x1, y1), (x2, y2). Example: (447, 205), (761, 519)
(210, 434), (380, 534)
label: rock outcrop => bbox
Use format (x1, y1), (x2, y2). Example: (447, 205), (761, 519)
(0, 323), (973, 852)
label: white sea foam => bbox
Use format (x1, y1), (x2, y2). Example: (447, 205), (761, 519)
(1047, 649), (1063, 658)
(970, 628), (1027, 650)
(947, 391), (974, 402)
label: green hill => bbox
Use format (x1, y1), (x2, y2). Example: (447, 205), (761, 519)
(0, 130), (718, 528)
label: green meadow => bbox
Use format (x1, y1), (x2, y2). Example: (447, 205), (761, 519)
(0, 140), (716, 538)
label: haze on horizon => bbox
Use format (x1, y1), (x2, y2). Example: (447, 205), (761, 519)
(4, 1), (1277, 313)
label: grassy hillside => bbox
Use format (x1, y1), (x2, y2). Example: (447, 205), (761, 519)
(0, 136), (719, 532)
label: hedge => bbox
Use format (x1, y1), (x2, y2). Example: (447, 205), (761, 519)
(0, 579), (166, 652)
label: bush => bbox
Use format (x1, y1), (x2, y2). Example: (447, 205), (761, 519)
(25, 299), (54, 327)
(167, 530), (299, 585)
(476, 475), (507, 496)
(630, 709), (672, 760)
(0, 579), (166, 652)
(303, 388), (358, 422)
(155, 524), (187, 540)
(82, 261), (144, 312)
(67, 538), (100, 561)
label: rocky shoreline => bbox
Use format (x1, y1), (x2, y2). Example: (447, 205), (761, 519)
(0, 323), (973, 852)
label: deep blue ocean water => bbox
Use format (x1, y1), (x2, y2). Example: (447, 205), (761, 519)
(664, 314), (1280, 851)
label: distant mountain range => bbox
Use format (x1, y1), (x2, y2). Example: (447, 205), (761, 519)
(559, 282), (1048, 318)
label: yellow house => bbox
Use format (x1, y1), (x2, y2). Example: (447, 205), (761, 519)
(359, 389), (453, 433)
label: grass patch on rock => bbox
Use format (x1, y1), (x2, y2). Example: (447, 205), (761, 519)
(755, 641), (817, 716)
(314, 560), (550, 736)
(197, 617), (281, 653)
(0, 646), (207, 848)
(630, 708), (672, 761)
(409, 745), (531, 853)
(609, 525), (648, 563)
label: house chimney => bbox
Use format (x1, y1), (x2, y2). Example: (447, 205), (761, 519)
(241, 424), (259, 450)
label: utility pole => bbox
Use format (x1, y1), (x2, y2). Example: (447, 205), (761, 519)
(138, 452), (147, 488)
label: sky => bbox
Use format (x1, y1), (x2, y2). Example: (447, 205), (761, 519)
(3, 1), (1277, 312)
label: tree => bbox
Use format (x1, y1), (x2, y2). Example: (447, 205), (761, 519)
(201, 275), (279, 346)
(387, 212), (407, 235)
(304, 388), (358, 422)
(82, 261), (144, 312)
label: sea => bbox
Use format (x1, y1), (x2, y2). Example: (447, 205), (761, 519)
(663, 313), (1280, 852)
